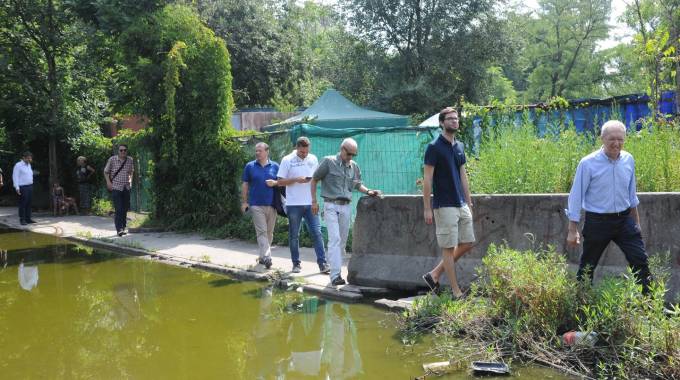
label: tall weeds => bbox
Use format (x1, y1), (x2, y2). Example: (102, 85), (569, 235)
(399, 245), (680, 379)
(467, 119), (680, 193)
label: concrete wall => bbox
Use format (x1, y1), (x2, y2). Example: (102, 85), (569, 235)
(348, 194), (680, 299)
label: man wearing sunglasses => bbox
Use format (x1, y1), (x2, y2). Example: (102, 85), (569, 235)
(311, 138), (381, 286)
(104, 144), (134, 236)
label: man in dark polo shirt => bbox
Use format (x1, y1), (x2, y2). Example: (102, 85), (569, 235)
(242, 142), (280, 269)
(421, 107), (475, 298)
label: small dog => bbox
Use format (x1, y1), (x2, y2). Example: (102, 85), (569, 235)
(53, 183), (79, 216)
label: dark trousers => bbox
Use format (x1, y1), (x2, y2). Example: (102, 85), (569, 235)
(111, 188), (130, 232)
(578, 212), (651, 292)
(18, 184), (33, 222)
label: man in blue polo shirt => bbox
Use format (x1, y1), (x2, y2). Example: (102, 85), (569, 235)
(241, 142), (280, 269)
(566, 120), (651, 293)
(421, 107), (475, 298)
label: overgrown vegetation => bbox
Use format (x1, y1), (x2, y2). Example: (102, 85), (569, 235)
(90, 198), (114, 217)
(400, 244), (680, 379)
(121, 5), (245, 230)
(465, 108), (680, 193)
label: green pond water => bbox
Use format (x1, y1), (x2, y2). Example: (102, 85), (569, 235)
(0, 228), (573, 379)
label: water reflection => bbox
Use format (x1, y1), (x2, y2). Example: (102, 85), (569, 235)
(18, 261), (39, 291)
(250, 288), (364, 379)
(0, 229), (575, 380)
(113, 283), (142, 326)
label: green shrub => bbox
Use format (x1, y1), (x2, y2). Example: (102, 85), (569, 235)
(577, 269), (680, 379)
(90, 197), (114, 216)
(122, 4), (243, 230)
(479, 244), (579, 339)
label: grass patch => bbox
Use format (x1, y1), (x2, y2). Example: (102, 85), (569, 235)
(127, 213), (164, 229)
(399, 244), (680, 379)
(90, 197), (114, 217)
(75, 230), (94, 239)
(468, 120), (680, 193)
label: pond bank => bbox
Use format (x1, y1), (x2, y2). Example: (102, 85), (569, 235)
(0, 207), (397, 303)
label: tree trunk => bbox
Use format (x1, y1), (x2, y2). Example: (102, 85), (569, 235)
(48, 135), (58, 188)
(47, 55), (59, 188)
(46, 0), (59, 188)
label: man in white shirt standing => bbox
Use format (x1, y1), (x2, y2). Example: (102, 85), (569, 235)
(13, 151), (35, 225)
(266, 137), (329, 274)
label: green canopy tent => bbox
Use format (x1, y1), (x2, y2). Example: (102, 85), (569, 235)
(259, 89), (423, 218)
(268, 89), (409, 130)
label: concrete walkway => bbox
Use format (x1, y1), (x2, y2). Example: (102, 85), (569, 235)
(0, 207), (388, 302)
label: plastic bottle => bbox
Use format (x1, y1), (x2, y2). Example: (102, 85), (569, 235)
(563, 331), (598, 347)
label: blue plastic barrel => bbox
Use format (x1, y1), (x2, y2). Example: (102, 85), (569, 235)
(572, 108), (586, 132)
(659, 90), (676, 115)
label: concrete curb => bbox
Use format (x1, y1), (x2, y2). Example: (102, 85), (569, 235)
(301, 284), (363, 303)
(374, 296), (421, 312)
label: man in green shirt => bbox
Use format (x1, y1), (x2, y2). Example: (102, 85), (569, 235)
(311, 138), (381, 286)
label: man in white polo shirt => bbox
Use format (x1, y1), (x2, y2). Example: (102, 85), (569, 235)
(266, 137), (329, 274)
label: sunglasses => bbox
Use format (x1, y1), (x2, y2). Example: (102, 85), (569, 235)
(343, 147), (358, 157)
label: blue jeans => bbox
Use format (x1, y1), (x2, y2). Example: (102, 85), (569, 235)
(18, 185), (33, 222)
(286, 205), (327, 267)
(111, 188), (130, 232)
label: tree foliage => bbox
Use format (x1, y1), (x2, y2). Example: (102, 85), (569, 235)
(521, 0), (611, 100)
(622, 0), (680, 112)
(121, 4), (243, 228)
(0, 0), (115, 187)
(196, 0), (293, 107)
(344, 0), (508, 114)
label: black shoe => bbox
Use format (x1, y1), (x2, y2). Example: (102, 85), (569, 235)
(120, 229), (128, 236)
(117, 230), (125, 237)
(422, 272), (439, 291)
(319, 263), (330, 274)
(258, 257), (272, 269)
(331, 276), (346, 286)
(26, 219), (37, 224)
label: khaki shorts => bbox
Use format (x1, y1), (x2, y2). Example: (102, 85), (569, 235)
(433, 205), (475, 248)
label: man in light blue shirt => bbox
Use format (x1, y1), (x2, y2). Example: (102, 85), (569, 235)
(566, 120), (650, 292)
(12, 151), (35, 225)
